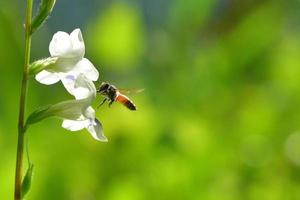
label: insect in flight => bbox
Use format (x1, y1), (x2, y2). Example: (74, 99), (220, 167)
(97, 82), (143, 111)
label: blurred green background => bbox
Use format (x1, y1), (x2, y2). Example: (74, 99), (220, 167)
(1, 0), (300, 199)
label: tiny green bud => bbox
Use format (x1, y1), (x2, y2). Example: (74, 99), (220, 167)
(22, 164), (34, 198)
(31, 0), (56, 34)
(29, 57), (58, 75)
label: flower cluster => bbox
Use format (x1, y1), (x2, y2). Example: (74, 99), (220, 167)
(31, 29), (107, 142)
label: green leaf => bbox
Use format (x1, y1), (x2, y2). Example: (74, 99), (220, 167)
(31, 0), (56, 34)
(21, 164), (34, 198)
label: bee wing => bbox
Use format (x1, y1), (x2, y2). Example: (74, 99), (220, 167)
(118, 88), (144, 95)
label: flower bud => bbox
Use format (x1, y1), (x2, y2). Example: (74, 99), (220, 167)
(31, 0), (56, 34)
(22, 164), (34, 198)
(29, 57), (58, 76)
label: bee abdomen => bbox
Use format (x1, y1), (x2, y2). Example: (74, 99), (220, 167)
(124, 100), (136, 110)
(116, 94), (136, 111)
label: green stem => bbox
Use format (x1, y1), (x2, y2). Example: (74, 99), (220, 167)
(15, 0), (33, 199)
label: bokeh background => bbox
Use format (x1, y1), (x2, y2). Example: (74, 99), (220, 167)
(1, 0), (300, 199)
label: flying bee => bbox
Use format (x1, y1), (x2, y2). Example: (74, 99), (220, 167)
(97, 82), (142, 111)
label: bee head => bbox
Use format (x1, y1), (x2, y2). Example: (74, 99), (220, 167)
(97, 82), (110, 94)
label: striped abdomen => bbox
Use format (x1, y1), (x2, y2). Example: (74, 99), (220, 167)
(116, 93), (136, 110)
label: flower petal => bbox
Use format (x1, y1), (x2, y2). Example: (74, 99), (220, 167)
(59, 73), (96, 100)
(73, 58), (99, 81)
(59, 73), (77, 96)
(51, 57), (79, 73)
(49, 31), (73, 57)
(86, 118), (107, 142)
(83, 106), (95, 119)
(74, 74), (97, 99)
(62, 119), (86, 131)
(35, 70), (60, 85)
(70, 29), (85, 59)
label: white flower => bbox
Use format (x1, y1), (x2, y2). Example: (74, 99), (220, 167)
(35, 28), (99, 96)
(60, 74), (108, 142)
(61, 107), (107, 142)
(28, 75), (108, 142)
(31, 29), (106, 141)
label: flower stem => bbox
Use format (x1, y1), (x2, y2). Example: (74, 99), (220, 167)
(15, 0), (33, 199)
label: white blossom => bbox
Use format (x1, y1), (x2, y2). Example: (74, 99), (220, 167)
(32, 29), (106, 141)
(35, 28), (99, 96)
(52, 74), (107, 142)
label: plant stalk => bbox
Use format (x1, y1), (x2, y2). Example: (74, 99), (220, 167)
(15, 0), (33, 199)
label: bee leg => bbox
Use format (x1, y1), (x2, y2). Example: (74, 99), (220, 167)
(97, 98), (107, 109)
(108, 100), (114, 108)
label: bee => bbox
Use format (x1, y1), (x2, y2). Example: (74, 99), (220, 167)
(97, 82), (142, 111)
